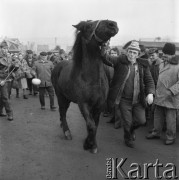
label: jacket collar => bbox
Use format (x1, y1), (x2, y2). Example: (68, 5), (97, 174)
(159, 55), (179, 73)
(159, 62), (170, 73)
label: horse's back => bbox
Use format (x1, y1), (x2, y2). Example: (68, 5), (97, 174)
(52, 60), (72, 86)
(52, 60), (76, 101)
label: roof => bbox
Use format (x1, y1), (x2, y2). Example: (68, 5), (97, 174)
(139, 41), (179, 51)
(1, 39), (21, 52)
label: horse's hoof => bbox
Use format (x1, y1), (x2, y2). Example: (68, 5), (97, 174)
(64, 130), (72, 140)
(90, 148), (98, 154)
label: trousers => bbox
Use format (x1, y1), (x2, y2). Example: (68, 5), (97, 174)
(38, 86), (55, 108)
(119, 98), (146, 141)
(153, 105), (176, 140)
(0, 82), (13, 115)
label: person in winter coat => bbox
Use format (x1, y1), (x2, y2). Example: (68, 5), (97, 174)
(31, 52), (56, 111)
(148, 48), (163, 87)
(145, 48), (163, 124)
(146, 43), (178, 145)
(104, 47), (122, 129)
(12, 53), (29, 99)
(101, 40), (155, 148)
(0, 41), (19, 120)
(24, 50), (38, 95)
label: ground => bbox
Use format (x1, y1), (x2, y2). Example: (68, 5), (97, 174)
(0, 90), (178, 180)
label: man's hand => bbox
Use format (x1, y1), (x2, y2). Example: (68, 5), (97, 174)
(146, 94), (154, 105)
(0, 80), (5, 86)
(12, 72), (15, 78)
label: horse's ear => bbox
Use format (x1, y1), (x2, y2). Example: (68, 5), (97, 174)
(72, 25), (78, 28)
(72, 21), (85, 31)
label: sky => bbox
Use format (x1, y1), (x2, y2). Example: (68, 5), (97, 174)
(0, 0), (178, 49)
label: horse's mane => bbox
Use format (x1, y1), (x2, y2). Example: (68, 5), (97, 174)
(71, 30), (83, 73)
(73, 30), (101, 68)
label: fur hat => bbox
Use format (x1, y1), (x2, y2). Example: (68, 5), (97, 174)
(40, 52), (47, 56)
(162, 43), (176, 55)
(127, 41), (141, 52)
(0, 41), (8, 48)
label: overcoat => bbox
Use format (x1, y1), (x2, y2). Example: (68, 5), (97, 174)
(32, 59), (54, 87)
(154, 55), (179, 109)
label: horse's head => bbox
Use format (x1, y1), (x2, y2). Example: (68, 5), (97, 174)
(73, 20), (118, 44)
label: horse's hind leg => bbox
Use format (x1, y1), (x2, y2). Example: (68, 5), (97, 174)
(79, 104), (98, 154)
(57, 93), (72, 140)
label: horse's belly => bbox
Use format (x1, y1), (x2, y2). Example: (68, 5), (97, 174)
(57, 65), (109, 105)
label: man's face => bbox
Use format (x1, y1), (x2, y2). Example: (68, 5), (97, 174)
(110, 50), (118, 57)
(127, 49), (139, 63)
(28, 54), (33, 59)
(162, 53), (173, 62)
(19, 54), (23, 60)
(1, 47), (8, 55)
(149, 53), (158, 63)
(41, 55), (47, 61)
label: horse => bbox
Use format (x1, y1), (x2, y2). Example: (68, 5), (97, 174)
(51, 20), (118, 153)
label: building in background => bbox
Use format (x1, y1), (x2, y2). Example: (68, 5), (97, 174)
(37, 45), (49, 54)
(139, 38), (179, 54)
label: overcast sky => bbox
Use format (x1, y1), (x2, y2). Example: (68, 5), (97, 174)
(0, 0), (178, 48)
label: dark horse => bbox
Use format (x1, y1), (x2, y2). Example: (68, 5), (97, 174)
(51, 20), (118, 153)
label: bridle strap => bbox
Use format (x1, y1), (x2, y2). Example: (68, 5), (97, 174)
(89, 20), (104, 43)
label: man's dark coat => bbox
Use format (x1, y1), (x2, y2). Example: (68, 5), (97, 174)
(105, 54), (155, 108)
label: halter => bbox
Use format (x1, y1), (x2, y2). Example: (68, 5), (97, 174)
(89, 20), (104, 43)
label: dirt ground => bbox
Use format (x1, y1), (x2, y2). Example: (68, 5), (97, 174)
(0, 90), (178, 180)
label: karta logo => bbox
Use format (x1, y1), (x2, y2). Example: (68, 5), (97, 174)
(106, 158), (178, 179)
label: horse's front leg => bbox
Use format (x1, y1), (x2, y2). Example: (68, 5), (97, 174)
(79, 103), (98, 154)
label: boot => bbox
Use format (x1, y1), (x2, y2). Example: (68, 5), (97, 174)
(23, 95), (28, 99)
(16, 89), (19, 98)
(114, 121), (121, 129)
(124, 140), (135, 148)
(50, 106), (57, 111)
(7, 113), (13, 121)
(165, 139), (175, 145)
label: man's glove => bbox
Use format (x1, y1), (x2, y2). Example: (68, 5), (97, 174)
(146, 94), (154, 105)
(0, 80), (5, 86)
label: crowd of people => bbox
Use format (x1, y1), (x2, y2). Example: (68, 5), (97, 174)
(0, 40), (72, 120)
(101, 40), (178, 147)
(0, 38), (178, 148)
